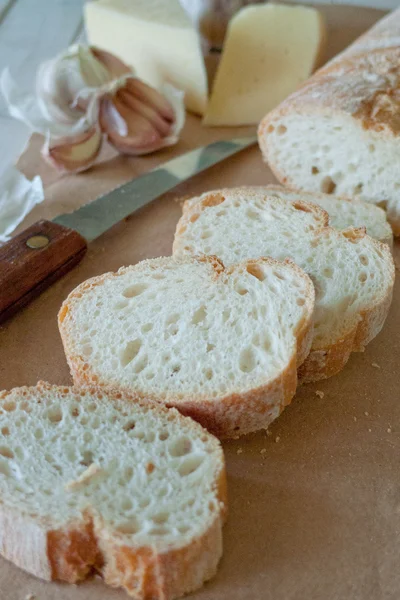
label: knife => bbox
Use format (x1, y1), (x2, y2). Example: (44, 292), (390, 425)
(0, 136), (256, 324)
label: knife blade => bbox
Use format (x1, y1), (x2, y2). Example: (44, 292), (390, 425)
(0, 136), (256, 324)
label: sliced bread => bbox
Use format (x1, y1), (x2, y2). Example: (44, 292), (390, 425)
(0, 382), (226, 600)
(58, 255), (315, 438)
(173, 188), (395, 383)
(183, 184), (393, 246)
(264, 186), (393, 246)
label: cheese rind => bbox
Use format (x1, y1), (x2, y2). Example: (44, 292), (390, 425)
(84, 0), (208, 115)
(203, 3), (326, 126)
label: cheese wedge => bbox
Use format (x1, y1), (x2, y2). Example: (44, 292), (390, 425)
(84, 0), (208, 115)
(203, 3), (326, 126)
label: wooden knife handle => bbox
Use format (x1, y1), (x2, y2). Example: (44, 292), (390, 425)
(0, 220), (87, 324)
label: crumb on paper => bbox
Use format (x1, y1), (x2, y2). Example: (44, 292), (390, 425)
(275, 436), (281, 443)
(236, 447), (243, 455)
(368, 428), (372, 432)
(260, 448), (267, 454)
(65, 463), (103, 492)
(146, 462), (155, 474)
(266, 430), (272, 437)
(371, 362), (381, 369)
(315, 390), (324, 399)
(353, 416), (357, 422)
(175, 194), (192, 206)
(364, 411), (369, 416)
(25, 594), (36, 600)
(387, 428), (392, 433)
(233, 435), (240, 440)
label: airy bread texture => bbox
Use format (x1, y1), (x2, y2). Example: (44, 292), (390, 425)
(258, 8), (400, 234)
(173, 188), (395, 382)
(0, 382), (226, 600)
(183, 184), (393, 246)
(58, 255), (314, 438)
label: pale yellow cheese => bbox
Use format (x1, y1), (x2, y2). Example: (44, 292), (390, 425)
(203, 3), (325, 126)
(84, 0), (208, 115)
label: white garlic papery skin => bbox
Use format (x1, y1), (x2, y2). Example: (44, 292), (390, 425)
(36, 45), (112, 125)
(1, 45), (185, 173)
(179, 0), (264, 50)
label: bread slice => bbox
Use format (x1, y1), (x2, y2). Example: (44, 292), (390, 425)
(0, 382), (226, 600)
(58, 255), (315, 438)
(259, 185), (393, 246)
(173, 188), (395, 383)
(258, 8), (400, 235)
(183, 184), (393, 246)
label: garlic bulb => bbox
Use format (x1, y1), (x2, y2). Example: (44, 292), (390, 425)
(179, 0), (264, 50)
(1, 45), (185, 173)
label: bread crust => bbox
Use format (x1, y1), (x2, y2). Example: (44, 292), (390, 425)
(258, 8), (400, 234)
(58, 255), (315, 439)
(173, 188), (395, 384)
(0, 382), (227, 600)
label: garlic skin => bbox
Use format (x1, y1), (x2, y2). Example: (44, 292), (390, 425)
(36, 45), (111, 122)
(1, 45), (185, 173)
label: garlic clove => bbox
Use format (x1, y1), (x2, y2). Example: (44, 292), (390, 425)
(125, 78), (176, 123)
(44, 126), (103, 173)
(117, 85), (173, 137)
(100, 95), (168, 155)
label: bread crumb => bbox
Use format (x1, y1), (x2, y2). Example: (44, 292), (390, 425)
(353, 416), (357, 422)
(175, 194), (192, 206)
(371, 362), (381, 369)
(275, 436), (280, 443)
(260, 448), (267, 454)
(146, 462), (155, 474)
(232, 435), (240, 440)
(315, 390), (324, 398)
(368, 428), (372, 432)
(65, 463), (103, 492)
(25, 595), (36, 600)
(387, 428), (392, 433)
(236, 448), (243, 455)
(266, 430), (272, 436)
(364, 411), (369, 416)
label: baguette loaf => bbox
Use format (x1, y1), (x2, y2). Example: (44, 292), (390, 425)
(258, 8), (400, 234)
(58, 255), (314, 438)
(173, 188), (395, 383)
(183, 184), (393, 246)
(0, 382), (226, 600)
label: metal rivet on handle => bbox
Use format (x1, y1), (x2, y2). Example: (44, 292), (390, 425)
(26, 235), (50, 249)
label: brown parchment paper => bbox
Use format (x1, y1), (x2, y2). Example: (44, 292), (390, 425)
(1, 5), (399, 600)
